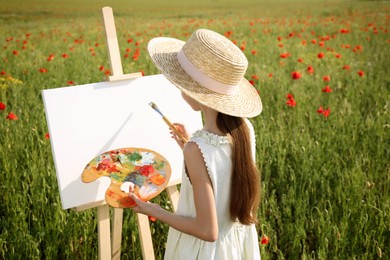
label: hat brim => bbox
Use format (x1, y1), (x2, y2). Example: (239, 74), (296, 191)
(148, 37), (262, 118)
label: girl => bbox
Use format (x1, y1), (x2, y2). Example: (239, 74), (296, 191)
(129, 28), (262, 259)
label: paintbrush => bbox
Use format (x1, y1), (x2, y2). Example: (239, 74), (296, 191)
(149, 102), (188, 143)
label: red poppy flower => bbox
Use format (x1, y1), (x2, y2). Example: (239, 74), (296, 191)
(286, 99), (296, 107)
(224, 31), (232, 38)
(322, 108), (330, 117)
(317, 52), (325, 59)
(286, 94), (296, 107)
(0, 102), (6, 111)
(291, 71), (302, 80)
(280, 53), (290, 58)
(322, 85), (332, 93)
(321, 35), (330, 41)
(323, 75), (331, 82)
(317, 107), (330, 117)
(6, 112), (18, 120)
(343, 65), (350, 70)
(148, 216), (157, 222)
(358, 70), (364, 77)
(47, 54), (55, 62)
(261, 235), (270, 245)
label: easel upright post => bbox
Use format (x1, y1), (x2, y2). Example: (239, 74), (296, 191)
(98, 6), (183, 260)
(102, 7), (142, 82)
(97, 204), (112, 260)
(101, 6), (149, 260)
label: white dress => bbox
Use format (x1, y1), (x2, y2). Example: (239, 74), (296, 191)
(164, 123), (261, 260)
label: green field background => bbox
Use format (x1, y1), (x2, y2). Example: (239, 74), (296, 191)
(0, 0), (389, 259)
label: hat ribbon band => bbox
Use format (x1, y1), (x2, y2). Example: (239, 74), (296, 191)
(177, 49), (238, 95)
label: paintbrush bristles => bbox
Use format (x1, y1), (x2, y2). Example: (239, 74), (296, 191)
(148, 101), (188, 143)
(149, 102), (164, 117)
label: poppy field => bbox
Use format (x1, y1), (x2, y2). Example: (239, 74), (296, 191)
(0, 0), (389, 259)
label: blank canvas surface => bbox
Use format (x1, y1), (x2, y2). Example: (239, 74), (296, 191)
(42, 74), (202, 209)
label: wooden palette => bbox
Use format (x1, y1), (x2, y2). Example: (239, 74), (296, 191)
(81, 148), (171, 208)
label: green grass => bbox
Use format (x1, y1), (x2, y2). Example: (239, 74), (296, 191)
(0, 0), (389, 259)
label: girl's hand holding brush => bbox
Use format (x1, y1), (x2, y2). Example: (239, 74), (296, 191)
(170, 123), (189, 149)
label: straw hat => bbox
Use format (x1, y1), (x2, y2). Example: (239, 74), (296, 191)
(147, 29), (262, 118)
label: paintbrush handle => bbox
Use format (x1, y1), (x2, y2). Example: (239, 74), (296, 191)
(162, 117), (188, 143)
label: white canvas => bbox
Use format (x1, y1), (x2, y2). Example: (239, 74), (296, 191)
(42, 74), (203, 210)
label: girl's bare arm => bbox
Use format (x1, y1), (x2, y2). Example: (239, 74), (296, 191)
(130, 142), (218, 242)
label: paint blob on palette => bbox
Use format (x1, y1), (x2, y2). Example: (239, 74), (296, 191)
(81, 148), (171, 208)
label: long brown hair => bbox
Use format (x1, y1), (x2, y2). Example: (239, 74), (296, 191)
(217, 113), (260, 225)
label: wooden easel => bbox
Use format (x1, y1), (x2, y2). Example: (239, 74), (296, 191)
(74, 7), (181, 260)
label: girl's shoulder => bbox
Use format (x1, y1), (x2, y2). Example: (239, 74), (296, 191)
(190, 130), (230, 147)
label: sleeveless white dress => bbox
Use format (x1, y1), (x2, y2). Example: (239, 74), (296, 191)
(164, 123), (261, 260)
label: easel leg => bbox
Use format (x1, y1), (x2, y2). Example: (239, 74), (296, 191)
(98, 204), (112, 260)
(111, 208), (123, 260)
(166, 185), (180, 212)
(137, 213), (155, 260)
